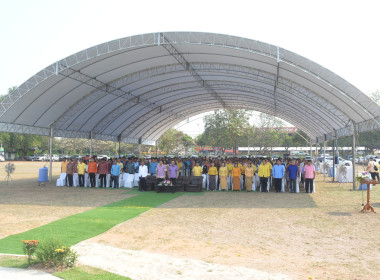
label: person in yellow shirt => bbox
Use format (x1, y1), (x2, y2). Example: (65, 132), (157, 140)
(117, 158), (124, 174)
(177, 160), (183, 176)
(227, 161), (233, 190)
(232, 163), (241, 191)
(61, 158), (68, 186)
(208, 162), (218, 191)
(61, 158), (67, 173)
(258, 159), (271, 192)
(192, 162), (202, 176)
(77, 159), (86, 187)
(218, 162), (228, 191)
(245, 163), (256, 191)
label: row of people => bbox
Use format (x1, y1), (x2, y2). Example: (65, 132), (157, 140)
(59, 156), (316, 192)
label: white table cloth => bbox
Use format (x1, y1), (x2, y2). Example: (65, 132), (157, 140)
(56, 173), (66, 186)
(133, 174), (140, 187)
(124, 173), (135, 188)
(337, 166), (353, 183)
(84, 173), (89, 187)
(73, 173), (79, 187)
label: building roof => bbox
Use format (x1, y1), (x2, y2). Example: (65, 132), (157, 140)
(1, 32), (379, 144)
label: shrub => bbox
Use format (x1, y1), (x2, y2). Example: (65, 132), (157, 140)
(54, 246), (77, 268)
(35, 238), (62, 267)
(35, 238), (77, 268)
(22, 240), (38, 265)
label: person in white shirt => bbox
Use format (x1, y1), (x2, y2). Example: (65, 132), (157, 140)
(138, 161), (148, 191)
(366, 158), (378, 181)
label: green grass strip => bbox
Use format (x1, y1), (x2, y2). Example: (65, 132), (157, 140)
(0, 255), (29, 269)
(54, 265), (131, 280)
(0, 192), (182, 254)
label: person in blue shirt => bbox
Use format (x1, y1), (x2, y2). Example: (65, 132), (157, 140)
(134, 158), (140, 172)
(287, 159), (299, 193)
(111, 159), (121, 188)
(149, 159), (158, 176)
(272, 159), (285, 192)
(185, 160), (190, 176)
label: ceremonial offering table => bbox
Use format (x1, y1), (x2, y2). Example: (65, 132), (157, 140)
(360, 178), (377, 213)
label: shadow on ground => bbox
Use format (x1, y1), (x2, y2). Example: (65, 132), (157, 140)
(0, 177), (318, 208)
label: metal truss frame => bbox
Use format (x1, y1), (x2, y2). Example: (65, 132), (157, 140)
(118, 80), (335, 138)
(0, 31), (378, 145)
(51, 62), (348, 138)
(142, 96), (323, 141)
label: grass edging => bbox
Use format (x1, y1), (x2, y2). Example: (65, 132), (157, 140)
(0, 255), (130, 279)
(54, 265), (131, 279)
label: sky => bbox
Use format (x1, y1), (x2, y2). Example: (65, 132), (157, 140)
(1, 0), (379, 137)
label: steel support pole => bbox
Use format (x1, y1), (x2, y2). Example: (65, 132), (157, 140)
(118, 140), (121, 158)
(352, 128), (356, 190)
(89, 131), (93, 158)
(49, 126), (53, 183)
(332, 140), (336, 182)
(155, 141), (158, 157)
(315, 144), (318, 169)
(309, 140), (312, 159)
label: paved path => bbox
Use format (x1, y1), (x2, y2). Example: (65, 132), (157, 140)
(74, 241), (291, 280)
(0, 267), (60, 280)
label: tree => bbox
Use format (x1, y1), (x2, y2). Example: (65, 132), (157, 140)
(199, 109), (249, 155)
(248, 113), (283, 154)
(370, 89), (380, 105)
(181, 134), (194, 154)
(0, 86), (16, 102)
(158, 128), (194, 155)
(0, 132), (47, 158)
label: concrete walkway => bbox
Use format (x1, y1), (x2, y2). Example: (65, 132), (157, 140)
(0, 267), (60, 280)
(73, 241), (291, 280)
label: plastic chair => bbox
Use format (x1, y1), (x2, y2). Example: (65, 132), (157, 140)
(56, 173), (66, 187)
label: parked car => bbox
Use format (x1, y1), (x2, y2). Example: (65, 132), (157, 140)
(27, 155), (38, 161)
(59, 155), (69, 161)
(97, 155), (109, 160)
(50, 154), (59, 161)
(35, 154), (48, 161)
(323, 156), (352, 166)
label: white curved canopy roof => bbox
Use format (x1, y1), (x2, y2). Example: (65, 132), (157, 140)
(1, 32), (379, 145)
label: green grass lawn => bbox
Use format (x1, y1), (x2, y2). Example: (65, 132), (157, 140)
(0, 191), (182, 254)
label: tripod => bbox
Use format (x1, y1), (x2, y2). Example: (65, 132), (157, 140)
(5, 172), (12, 185)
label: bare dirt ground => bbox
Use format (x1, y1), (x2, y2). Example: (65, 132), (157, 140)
(0, 161), (132, 238)
(1, 162), (379, 279)
(88, 175), (380, 280)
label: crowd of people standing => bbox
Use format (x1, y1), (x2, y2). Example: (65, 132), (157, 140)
(59, 155), (316, 193)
